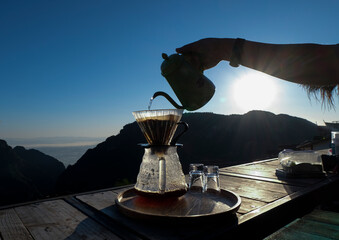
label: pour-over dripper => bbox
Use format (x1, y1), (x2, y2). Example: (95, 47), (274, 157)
(132, 109), (188, 197)
(132, 109), (184, 146)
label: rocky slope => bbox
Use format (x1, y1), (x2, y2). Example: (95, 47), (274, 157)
(0, 140), (65, 206)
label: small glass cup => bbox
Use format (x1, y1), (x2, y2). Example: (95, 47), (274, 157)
(203, 165), (220, 193)
(188, 163), (205, 193)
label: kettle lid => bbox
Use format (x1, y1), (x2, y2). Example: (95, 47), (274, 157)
(161, 53), (184, 76)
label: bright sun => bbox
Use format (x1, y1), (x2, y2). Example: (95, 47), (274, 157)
(232, 72), (277, 112)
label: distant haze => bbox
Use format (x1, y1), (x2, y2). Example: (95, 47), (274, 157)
(35, 145), (96, 166)
(5, 136), (105, 148)
(4, 137), (104, 166)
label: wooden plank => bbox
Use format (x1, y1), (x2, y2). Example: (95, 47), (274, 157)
(0, 208), (33, 240)
(221, 158), (325, 187)
(66, 197), (143, 240)
(288, 218), (339, 239)
(260, 161), (282, 167)
(237, 197), (266, 214)
(303, 209), (339, 225)
(112, 186), (134, 194)
(265, 210), (339, 240)
(221, 165), (324, 184)
(76, 190), (117, 211)
(0, 185), (135, 212)
(220, 170), (312, 187)
(75, 190), (144, 239)
(14, 199), (121, 240)
(220, 167), (324, 187)
(221, 167), (278, 179)
(239, 175), (339, 226)
(221, 158), (280, 169)
(220, 174), (302, 194)
(226, 162), (279, 172)
(219, 174), (304, 194)
(264, 223), (331, 239)
(219, 175), (298, 202)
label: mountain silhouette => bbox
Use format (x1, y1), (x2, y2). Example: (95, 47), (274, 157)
(56, 111), (326, 195)
(0, 140), (65, 206)
(56, 121), (145, 194)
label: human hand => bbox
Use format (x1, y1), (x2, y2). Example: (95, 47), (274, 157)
(176, 38), (231, 71)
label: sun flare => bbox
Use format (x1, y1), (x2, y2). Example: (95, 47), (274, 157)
(233, 72), (277, 112)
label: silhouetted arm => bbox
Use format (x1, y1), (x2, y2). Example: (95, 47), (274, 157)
(176, 38), (339, 104)
(177, 38), (339, 85)
(241, 40), (339, 86)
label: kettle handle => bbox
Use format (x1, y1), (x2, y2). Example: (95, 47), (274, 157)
(152, 91), (184, 109)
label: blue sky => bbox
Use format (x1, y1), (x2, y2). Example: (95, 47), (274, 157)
(1, 0), (338, 140)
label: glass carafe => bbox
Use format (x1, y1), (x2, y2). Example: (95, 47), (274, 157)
(134, 145), (187, 197)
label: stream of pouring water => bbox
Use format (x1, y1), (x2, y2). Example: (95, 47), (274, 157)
(148, 97), (154, 110)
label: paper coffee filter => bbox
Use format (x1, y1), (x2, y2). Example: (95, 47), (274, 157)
(132, 109), (184, 145)
(132, 109), (184, 121)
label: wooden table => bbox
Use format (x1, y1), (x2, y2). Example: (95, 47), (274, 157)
(1, 158), (339, 239)
(264, 209), (339, 239)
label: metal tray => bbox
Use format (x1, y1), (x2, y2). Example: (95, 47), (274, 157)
(115, 188), (241, 223)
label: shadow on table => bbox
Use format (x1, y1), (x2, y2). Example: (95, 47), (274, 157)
(65, 203), (239, 240)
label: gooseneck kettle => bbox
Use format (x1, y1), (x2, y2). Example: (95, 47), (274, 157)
(156, 53), (215, 111)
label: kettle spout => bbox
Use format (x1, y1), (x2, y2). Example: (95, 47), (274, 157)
(152, 91), (184, 109)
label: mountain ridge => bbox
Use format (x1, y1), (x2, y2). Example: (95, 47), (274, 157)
(56, 110), (325, 194)
(1, 110), (329, 204)
(0, 140), (65, 206)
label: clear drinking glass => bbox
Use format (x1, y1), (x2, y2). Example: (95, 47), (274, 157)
(203, 165), (220, 193)
(189, 163), (205, 193)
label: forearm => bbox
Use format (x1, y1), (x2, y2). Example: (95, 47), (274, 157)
(177, 38), (339, 86)
(238, 40), (339, 86)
